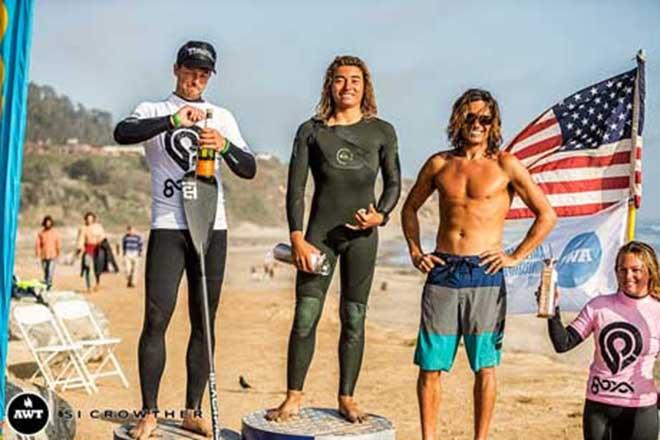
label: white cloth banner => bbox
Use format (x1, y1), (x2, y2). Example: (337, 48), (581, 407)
(504, 200), (628, 314)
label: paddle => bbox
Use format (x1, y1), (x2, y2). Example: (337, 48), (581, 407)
(181, 108), (221, 440)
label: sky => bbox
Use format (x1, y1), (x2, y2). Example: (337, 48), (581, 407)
(29, 0), (660, 220)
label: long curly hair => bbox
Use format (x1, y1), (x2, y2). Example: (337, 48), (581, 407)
(447, 88), (502, 156)
(615, 240), (660, 300)
(315, 55), (377, 122)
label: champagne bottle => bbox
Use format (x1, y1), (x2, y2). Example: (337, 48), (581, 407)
(537, 258), (557, 318)
(196, 108), (215, 178)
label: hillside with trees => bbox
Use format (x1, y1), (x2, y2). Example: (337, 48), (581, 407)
(26, 83), (114, 145)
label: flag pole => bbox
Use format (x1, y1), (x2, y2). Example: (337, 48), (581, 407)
(626, 49), (645, 241)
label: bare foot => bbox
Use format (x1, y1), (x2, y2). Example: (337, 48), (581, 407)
(338, 395), (368, 423)
(129, 414), (157, 439)
(265, 390), (302, 422)
(181, 409), (212, 437)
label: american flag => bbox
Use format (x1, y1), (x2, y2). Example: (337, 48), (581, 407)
(505, 65), (645, 219)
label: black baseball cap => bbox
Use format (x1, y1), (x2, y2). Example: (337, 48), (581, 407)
(176, 41), (217, 73)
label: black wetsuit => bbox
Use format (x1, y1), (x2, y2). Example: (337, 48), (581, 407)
(114, 106), (255, 411)
(286, 117), (401, 395)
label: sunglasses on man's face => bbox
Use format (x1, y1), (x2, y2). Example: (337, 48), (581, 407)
(464, 113), (494, 126)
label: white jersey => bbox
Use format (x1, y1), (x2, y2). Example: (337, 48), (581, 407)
(131, 93), (252, 230)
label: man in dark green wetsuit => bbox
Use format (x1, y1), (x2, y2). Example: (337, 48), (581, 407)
(266, 55), (401, 423)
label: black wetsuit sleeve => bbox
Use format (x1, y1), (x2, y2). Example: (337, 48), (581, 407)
(547, 308), (584, 353)
(221, 141), (256, 179)
(286, 124), (310, 232)
(375, 124), (401, 225)
(113, 116), (172, 145)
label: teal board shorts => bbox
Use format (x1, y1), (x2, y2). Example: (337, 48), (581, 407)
(414, 252), (506, 372)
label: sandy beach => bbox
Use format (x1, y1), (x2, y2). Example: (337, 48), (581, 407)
(7, 223), (611, 439)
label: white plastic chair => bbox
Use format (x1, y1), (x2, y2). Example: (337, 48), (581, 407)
(12, 304), (96, 394)
(50, 299), (129, 389)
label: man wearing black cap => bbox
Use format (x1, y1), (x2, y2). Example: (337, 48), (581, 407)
(114, 40), (256, 439)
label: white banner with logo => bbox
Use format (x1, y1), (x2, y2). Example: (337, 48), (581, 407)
(504, 200), (628, 314)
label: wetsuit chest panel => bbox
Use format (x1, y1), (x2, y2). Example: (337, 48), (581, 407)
(311, 125), (382, 188)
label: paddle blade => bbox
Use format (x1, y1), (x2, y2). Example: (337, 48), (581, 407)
(182, 171), (218, 256)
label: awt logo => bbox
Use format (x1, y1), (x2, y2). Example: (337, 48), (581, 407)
(557, 232), (602, 288)
(6, 392), (50, 435)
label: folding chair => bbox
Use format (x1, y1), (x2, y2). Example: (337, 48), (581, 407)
(12, 304), (96, 394)
(51, 299), (129, 389)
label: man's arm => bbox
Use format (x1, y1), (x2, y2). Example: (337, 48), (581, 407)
(114, 105), (205, 145)
(401, 155), (444, 272)
(375, 123), (401, 224)
(351, 124), (401, 230)
(212, 109), (256, 179)
(502, 152), (557, 262)
(114, 116), (172, 145)
(286, 123), (322, 273)
(75, 227), (85, 255)
(35, 234), (41, 259)
(55, 232), (61, 257)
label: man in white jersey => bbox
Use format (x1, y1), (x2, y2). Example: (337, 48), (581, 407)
(114, 40), (256, 439)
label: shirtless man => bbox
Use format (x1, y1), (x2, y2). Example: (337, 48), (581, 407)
(401, 88), (556, 440)
(76, 212), (106, 293)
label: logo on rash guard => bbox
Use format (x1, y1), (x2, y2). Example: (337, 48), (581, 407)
(556, 232), (602, 288)
(598, 321), (643, 374)
(164, 126), (201, 171)
(590, 376), (634, 395)
(336, 147), (354, 165)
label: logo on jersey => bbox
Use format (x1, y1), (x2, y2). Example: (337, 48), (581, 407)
(165, 126), (201, 171)
(598, 322), (643, 374)
(332, 146), (366, 170)
(590, 376), (634, 395)
(182, 180), (198, 200)
(556, 232), (602, 288)
(336, 147), (354, 165)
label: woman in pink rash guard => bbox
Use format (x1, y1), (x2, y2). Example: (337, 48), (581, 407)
(543, 241), (660, 440)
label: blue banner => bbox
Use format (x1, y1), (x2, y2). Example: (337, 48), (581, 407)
(0, 0), (35, 421)
(504, 201), (627, 314)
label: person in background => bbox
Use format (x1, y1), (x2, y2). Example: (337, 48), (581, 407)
(35, 215), (61, 290)
(122, 225), (143, 288)
(76, 211), (106, 293)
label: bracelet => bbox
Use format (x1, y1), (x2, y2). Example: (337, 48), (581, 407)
(171, 113), (182, 128)
(219, 138), (230, 155)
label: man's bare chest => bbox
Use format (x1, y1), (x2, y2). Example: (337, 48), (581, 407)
(434, 161), (510, 200)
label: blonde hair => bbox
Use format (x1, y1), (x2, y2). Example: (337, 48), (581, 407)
(615, 240), (660, 300)
(315, 55), (377, 122)
(447, 88), (503, 157)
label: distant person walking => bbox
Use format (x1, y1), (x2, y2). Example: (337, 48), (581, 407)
(76, 211), (106, 293)
(122, 225), (143, 288)
(35, 215), (61, 290)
